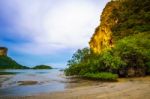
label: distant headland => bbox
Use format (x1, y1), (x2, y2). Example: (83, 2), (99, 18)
(0, 47), (52, 69)
(32, 65), (52, 69)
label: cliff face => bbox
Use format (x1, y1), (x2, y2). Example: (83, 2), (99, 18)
(89, 1), (118, 53)
(89, 26), (112, 54)
(89, 0), (150, 53)
(0, 47), (8, 56)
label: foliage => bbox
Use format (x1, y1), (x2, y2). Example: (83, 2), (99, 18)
(110, 0), (150, 39)
(83, 72), (118, 81)
(67, 48), (90, 66)
(65, 47), (124, 78)
(0, 56), (29, 69)
(113, 32), (150, 76)
(65, 32), (150, 78)
(32, 65), (52, 69)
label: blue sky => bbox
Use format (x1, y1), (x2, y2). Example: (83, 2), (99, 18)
(0, 0), (110, 68)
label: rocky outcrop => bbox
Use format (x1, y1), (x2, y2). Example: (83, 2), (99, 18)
(0, 47), (8, 56)
(89, 1), (119, 53)
(89, 26), (113, 54)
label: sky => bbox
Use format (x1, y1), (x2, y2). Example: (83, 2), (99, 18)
(0, 0), (110, 68)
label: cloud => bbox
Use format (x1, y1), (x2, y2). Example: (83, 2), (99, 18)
(0, 0), (109, 55)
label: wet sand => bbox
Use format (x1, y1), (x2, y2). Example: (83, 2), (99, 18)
(1, 76), (150, 99)
(0, 75), (13, 87)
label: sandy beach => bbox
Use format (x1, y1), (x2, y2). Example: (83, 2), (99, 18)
(1, 76), (150, 99)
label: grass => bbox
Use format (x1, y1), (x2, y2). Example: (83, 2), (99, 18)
(83, 72), (118, 81)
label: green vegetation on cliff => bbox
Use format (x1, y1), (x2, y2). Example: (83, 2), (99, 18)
(65, 0), (150, 80)
(110, 0), (150, 38)
(0, 56), (29, 69)
(32, 65), (52, 69)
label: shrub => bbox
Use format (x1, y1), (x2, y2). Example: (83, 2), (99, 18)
(65, 32), (150, 78)
(146, 62), (150, 74)
(83, 72), (118, 81)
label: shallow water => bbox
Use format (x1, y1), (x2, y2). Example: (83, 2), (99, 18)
(0, 69), (67, 96)
(0, 69), (101, 96)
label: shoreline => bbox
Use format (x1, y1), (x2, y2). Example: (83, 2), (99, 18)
(1, 76), (150, 99)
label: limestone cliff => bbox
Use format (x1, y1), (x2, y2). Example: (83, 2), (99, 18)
(89, 1), (118, 53)
(89, 0), (150, 53)
(0, 47), (8, 56)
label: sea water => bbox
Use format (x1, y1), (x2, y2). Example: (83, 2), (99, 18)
(0, 69), (66, 96)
